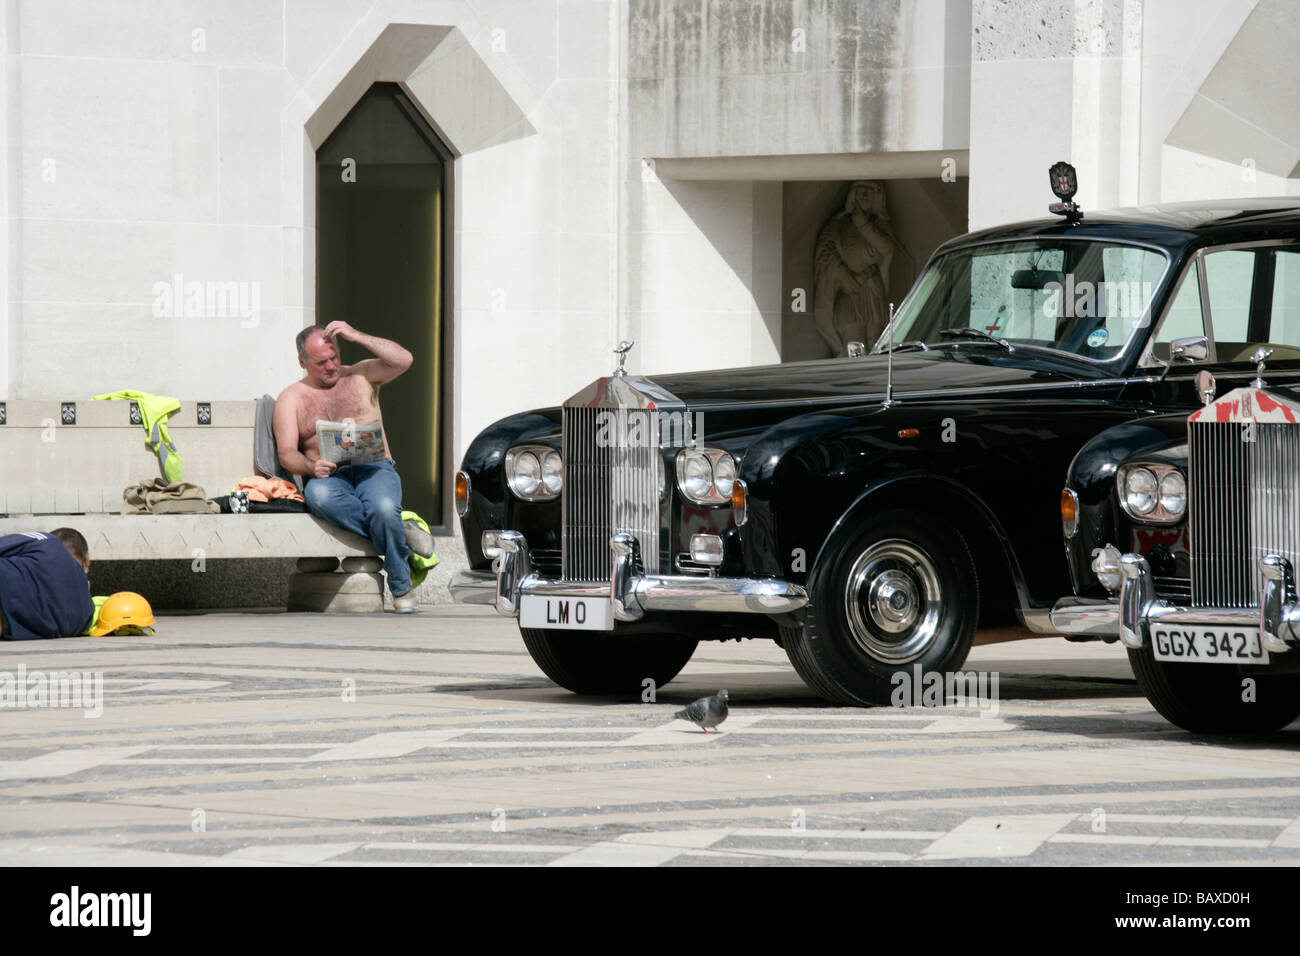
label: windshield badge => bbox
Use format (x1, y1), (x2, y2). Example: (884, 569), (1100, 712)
(1252, 346), (1273, 388)
(613, 340), (634, 377)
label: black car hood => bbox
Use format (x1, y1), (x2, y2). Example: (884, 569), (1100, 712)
(643, 347), (1105, 408)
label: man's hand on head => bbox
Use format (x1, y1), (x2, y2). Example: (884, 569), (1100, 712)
(322, 320), (357, 344)
(313, 458), (338, 479)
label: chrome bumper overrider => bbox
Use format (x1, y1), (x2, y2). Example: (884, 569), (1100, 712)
(1050, 552), (1299, 653)
(448, 530), (809, 621)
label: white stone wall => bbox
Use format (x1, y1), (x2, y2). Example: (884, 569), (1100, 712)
(0, 0), (626, 495)
(623, 0), (972, 379)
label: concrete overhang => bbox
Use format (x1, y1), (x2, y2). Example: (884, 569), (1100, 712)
(1165, 0), (1300, 178)
(651, 150), (969, 181)
(305, 23), (534, 156)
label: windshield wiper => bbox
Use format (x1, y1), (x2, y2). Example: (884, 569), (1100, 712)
(938, 327), (1013, 351)
(879, 340), (929, 354)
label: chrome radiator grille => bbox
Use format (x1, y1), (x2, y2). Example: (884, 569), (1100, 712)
(1190, 421), (1300, 607)
(562, 406), (660, 581)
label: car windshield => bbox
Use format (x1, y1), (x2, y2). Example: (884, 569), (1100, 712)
(877, 239), (1170, 363)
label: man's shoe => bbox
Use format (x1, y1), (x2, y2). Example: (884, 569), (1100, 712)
(393, 591), (419, 614)
(404, 519), (435, 559)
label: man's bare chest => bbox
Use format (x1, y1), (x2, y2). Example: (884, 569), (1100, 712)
(297, 380), (377, 433)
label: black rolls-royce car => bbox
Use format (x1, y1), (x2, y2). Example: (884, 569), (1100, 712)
(452, 172), (1300, 708)
(1056, 368), (1300, 733)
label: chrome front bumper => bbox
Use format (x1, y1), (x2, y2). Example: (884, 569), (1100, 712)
(1050, 552), (1299, 654)
(448, 530), (809, 621)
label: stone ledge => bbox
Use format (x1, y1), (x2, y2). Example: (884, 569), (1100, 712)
(0, 514), (376, 560)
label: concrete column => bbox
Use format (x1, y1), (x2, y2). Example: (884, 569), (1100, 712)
(968, 0), (1142, 230)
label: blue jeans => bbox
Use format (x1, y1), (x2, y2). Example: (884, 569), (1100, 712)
(304, 460), (411, 596)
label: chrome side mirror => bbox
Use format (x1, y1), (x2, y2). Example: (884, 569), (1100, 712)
(1194, 369), (1216, 406)
(846, 341), (866, 357)
(1170, 335), (1208, 363)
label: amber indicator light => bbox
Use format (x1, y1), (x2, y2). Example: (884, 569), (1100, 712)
(897, 428), (920, 439)
(454, 471), (470, 515)
(1060, 488), (1077, 525)
(731, 479), (748, 526)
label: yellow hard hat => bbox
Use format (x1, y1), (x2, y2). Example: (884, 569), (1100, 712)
(90, 591), (156, 636)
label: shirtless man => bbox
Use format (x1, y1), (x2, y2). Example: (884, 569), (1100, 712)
(274, 322), (430, 612)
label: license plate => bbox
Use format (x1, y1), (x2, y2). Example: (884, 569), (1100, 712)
(1151, 627), (1269, 664)
(519, 595), (613, 631)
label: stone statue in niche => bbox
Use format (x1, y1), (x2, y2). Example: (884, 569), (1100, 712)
(813, 181), (897, 356)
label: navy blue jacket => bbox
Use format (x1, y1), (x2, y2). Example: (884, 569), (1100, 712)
(0, 532), (94, 640)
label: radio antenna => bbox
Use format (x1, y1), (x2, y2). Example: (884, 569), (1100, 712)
(883, 302), (896, 408)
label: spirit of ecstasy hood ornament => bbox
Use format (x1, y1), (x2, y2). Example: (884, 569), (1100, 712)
(1252, 346), (1273, 388)
(613, 340), (634, 377)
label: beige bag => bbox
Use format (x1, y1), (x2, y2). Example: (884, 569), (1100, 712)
(122, 478), (219, 515)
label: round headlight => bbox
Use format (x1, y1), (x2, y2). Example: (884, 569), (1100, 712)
(1159, 470), (1186, 517)
(712, 454), (736, 499)
(541, 450), (562, 494)
(683, 454), (713, 500)
(1125, 467), (1158, 515)
(511, 451), (541, 496)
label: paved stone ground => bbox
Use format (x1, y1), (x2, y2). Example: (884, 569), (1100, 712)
(1, 607), (1298, 867)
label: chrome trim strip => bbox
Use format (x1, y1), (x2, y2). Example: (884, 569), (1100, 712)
(634, 575), (807, 613)
(1142, 605), (1266, 627)
(678, 376), (1158, 412)
(1048, 598), (1120, 636)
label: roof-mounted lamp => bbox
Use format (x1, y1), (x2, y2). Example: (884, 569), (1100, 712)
(1047, 161), (1083, 222)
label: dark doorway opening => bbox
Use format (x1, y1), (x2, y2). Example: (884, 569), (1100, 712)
(316, 83), (451, 529)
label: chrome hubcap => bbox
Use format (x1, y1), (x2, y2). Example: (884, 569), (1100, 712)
(843, 539), (942, 662)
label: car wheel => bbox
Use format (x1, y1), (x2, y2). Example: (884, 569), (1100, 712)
(1127, 647), (1300, 733)
(519, 628), (698, 696)
(784, 509), (979, 706)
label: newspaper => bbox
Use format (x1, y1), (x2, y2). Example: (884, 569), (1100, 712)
(315, 419), (388, 466)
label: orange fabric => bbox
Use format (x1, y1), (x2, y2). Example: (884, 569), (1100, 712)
(234, 476), (306, 503)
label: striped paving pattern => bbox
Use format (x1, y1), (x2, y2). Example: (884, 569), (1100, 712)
(1, 607), (1298, 867)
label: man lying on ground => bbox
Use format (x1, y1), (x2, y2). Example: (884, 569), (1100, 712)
(0, 528), (94, 639)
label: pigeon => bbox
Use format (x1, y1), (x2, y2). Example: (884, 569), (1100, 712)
(675, 689), (729, 733)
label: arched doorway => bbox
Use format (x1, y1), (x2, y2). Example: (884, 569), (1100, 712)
(316, 83), (451, 527)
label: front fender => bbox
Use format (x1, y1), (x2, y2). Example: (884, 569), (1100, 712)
(1065, 414), (1188, 595)
(459, 407), (561, 567)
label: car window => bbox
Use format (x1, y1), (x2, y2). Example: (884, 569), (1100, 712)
(1269, 250), (1300, 346)
(1203, 250), (1254, 345)
(1151, 264), (1205, 361)
(1100, 245), (1166, 344)
(969, 248), (1064, 340)
(886, 239), (1168, 363)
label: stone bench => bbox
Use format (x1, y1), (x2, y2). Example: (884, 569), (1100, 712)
(0, 398), (389, 611)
